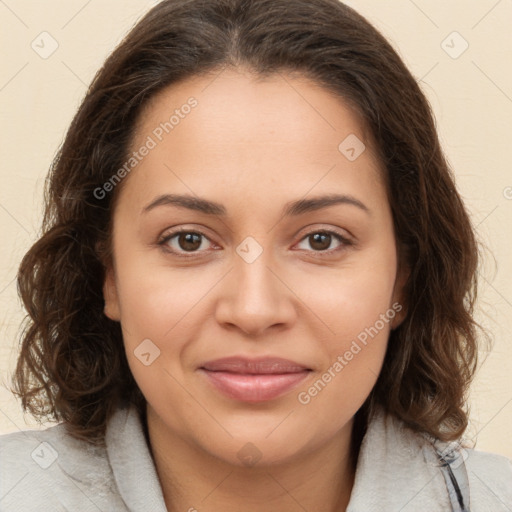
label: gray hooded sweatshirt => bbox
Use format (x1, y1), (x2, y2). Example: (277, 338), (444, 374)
(0, 405), (511, 511)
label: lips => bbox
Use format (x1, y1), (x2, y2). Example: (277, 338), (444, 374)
(201, 356), (310, 374)
(199, 356), (312, 403)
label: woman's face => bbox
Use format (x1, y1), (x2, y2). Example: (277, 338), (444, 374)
(103, 67), (407, 466)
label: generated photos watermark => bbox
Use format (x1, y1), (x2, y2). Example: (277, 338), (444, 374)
(297, 301), (402, 405)
(93, 96), (198, 200)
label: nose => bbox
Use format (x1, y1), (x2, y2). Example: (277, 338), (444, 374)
(214, 248), (297, 337)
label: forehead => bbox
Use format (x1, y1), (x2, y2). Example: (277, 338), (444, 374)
(123, 67), (385, 209)
(136, 67), (372, 151)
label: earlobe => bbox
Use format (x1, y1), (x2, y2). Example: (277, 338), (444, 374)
(390, 264), (410, 330)
(390, 305), (406, 331)
(103, 267), (121, 321)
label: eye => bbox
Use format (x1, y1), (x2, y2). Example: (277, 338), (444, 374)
(295, 230), (352, 255)
(158, 229), (215, 257)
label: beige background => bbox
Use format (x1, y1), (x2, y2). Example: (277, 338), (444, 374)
(0, 0), (511, 458)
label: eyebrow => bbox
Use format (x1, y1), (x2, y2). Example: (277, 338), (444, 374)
(142, 193), (370, 217)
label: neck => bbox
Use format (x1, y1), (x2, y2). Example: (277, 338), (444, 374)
(146, 404), (357, 512)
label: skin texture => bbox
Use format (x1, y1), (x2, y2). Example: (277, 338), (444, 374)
(103, 67), (408, 512)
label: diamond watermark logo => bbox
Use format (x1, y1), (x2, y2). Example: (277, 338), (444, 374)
(237, 442), (263, 466)
(338, 134), (366, 161)
(31, 441), (58, 469)
(31, 31), (59, 59)
(441, 31), (469, 59)
(236, 236), (263, 264)
(134, 338), (161, 366)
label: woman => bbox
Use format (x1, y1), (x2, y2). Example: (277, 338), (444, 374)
(1, 0), (510, 510)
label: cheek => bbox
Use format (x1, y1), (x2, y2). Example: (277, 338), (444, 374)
(294, 268), (396, 423)
(296, 244), (397, 391)
(298, 245), (398, 334)
(113, 261), (197, 411)
(113, 246), (210, 337)
(308, 277), (393, 380)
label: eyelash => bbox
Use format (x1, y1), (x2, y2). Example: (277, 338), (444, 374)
(157, 227), (353, 259)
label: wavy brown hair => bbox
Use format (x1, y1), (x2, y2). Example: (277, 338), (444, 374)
(13, 0), (485, 446)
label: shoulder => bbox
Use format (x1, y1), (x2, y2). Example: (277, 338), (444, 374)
(411, 419), (512, 511)
(463, 447), (512, 509)
(0, 422), (127, 511)
(362, 409), (512, 510)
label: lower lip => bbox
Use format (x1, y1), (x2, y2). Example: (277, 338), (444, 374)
(200, 370), (310, 402)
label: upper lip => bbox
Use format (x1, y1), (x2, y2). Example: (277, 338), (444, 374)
(200, 356), (311, 374)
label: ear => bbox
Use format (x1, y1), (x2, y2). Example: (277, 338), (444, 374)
(103, 266), (121, 321)
(390, 263), (410, 330)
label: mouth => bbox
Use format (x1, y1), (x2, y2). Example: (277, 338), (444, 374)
(198, 356), (312, 403)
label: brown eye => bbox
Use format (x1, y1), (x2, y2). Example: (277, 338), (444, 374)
(294, 229), (353, 256)
(176, 232), (203, 251)
(159, 230), (212, 255)
(308, 232), (333, 251)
